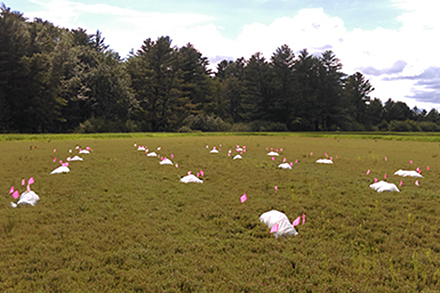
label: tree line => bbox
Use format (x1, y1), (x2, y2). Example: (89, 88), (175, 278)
(1, 4), (440, 133)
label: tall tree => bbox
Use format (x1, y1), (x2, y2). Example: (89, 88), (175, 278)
(343, 71), (374, 125)
(127, 36), (185, 131)
(0, 4), (30, 131)
(242, 52), (274, 122)
(177, 43), (213, 114)
(270, 44), (295, 125)
(317, 50), (345, 130)
(291, 49), (320, 130)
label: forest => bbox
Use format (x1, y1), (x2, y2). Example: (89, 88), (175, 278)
(1, 4), (440, 133)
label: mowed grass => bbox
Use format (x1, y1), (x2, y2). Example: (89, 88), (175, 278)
(2, 135), (440, 292)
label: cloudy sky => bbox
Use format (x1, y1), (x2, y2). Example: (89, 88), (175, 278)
(7, 0), (440, 110)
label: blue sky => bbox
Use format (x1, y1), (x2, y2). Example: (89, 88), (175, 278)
(6, 0), (440, 110)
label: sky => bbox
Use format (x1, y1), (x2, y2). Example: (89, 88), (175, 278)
(6, 0), (440, 111)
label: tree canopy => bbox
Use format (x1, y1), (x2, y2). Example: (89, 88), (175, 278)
(1, 4), (438, 133)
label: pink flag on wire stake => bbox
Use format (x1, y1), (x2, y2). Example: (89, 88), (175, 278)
(374, 178), (378, 183)
(271, 157), (275, 161)
(410, 160), (413, 164)
(290, 162), (294, 167)
(270, 224), (279, 233)
(274, 186), (278, 193)
(427, 166), (430, 171)
(28, 177), (34, 185)
(197, 172), (200, 178)
(310, 152), (313, 156)
(53, 149), (56, 153)
(384, 173), (387, 179)
(171, 154), (174, 159)
(200, 169), (204, 177)
(175, 163), (179, 168)
(366, 169), (371, 175)
(415, 180), (419, 186)
(283, 158), (286, 163)
(21, 179), (25, 186)
(399, 180), (403, 187)
(240, 193), (247, 203)
(26, 184), (31, 192)
(187, 171), (191, 175)
(385, 156), (387, 161)
(302, 213), (306, 225)
(292, 216), (301, 227)
(12, 190), (19, 199)
(53, 157), (57, 162)
(295, 159), (298, 163)
(9, 186), (14, 194)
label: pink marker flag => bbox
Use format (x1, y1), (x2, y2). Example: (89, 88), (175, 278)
(228, 153), (231, 157)
(187, 171), (192, 175)
(9, 186), (14, 194)
(384, 173), (387, 179)
(366, 169), (371, 175)
(275, 149), (278, 152)
(200, 169), (204, 177)
(53, 157), (57, 162)
(283, 158), (286, 162)
(418, 169), (421, 174)
(240, 193), (247, 203)
(302, 213), (306, 225)
(290, 162), (294, 167)
(410, 160), (413, 164)
(292, 216), (301, 227)
(171, 154), (174, 159)
(197, 172), (200, 178)
(427, 165), (430, 171)
(416, 167), (420, 172)
(330, 157), (333, 160)
(310, 152), (313, 156)
(274, 186), (278, 193)
(28, 177), (34, 185)
(271, 157), (275, 161)
(270, 224), (279, 233)
(280, 148), (283, 152)
(21, 179), (25, 186)
(399, 180), (403, 187)
(175, 163), (179, 168)
(325, 152), (328, 157)
(53, 149), (56, 153)
(86, 146), (91, 150)
(26, 184), (31, 192)
(374, 178), (378, 183)
(12, 190), (19, 199)
(295, 159), (298, 163)
(385, 156), (388, 161)
(415, 180), (419, 186)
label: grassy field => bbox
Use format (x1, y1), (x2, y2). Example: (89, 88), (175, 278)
(2, 134), (440, 292)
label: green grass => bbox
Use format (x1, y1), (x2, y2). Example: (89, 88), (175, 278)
(2, 135), (440, 292)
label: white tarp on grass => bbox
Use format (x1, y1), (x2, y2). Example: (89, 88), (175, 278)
(70, 155), (83, 161)
(316, 159), (333, 164)
(180, 174), (203, 183)
(259, 210), (298, 238)
(278, 163), (292, 169)
(147, 152), (158, 157)
(369, 180), (400, 192)
(79, 149), (90, 154)
(267, 151), (279, 156)
(11, 190), (40, 208)
(160, 158), (173, 165)
(394, 170), (423, 178)
(233, 155), (242, 160)
(50, 166), (70, 174)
